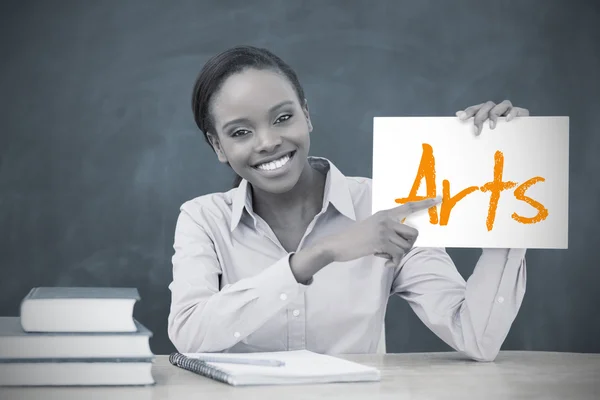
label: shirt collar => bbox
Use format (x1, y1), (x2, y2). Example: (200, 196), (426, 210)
(229, 156), (356, 232)
(230, 178), (253, 232)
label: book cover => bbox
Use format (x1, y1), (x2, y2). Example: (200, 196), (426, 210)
(22, 287), (140, 300)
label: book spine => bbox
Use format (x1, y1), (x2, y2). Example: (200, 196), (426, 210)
(22, 288), (37, 301)
(169, 353), (233, 385)
(0, 357), (155, 363)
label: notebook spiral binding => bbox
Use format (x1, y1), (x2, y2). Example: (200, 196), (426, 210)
(169, 352), (233, 385)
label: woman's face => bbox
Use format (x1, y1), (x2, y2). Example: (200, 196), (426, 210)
(208, 68), (313, 194)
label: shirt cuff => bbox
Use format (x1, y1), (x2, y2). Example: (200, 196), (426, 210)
(507, 248), (527, 260)
(231, 253), (311, 303)
(481, 247), (527, 261)
(286, 252), (314, 286)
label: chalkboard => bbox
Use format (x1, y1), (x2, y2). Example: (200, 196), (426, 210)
(1, 0), (598, 355)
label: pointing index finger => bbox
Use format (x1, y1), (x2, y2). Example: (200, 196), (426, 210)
(397, 196), (442, 216)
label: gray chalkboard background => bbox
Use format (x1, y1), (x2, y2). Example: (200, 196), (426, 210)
(1, 0), (598, 355)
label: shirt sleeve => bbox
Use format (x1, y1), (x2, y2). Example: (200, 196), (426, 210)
(167, 207), (310, 353)
(391, 247), (527, 362)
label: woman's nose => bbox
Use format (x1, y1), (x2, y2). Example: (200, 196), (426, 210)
(254, 129), (283, 153)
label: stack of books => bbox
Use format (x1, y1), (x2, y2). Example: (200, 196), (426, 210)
(0, 287), (155, 386)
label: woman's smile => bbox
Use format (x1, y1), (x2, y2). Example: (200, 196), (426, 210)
(252, 150), (296, 176)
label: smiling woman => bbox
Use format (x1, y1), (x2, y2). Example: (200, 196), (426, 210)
(207, 68), (314, 197)
(191, 47), (311, 189)
(167, 45), (530, 361)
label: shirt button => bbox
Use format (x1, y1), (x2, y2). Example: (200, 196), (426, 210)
(233, 332), (240, 338)
(280, 293), (288, 301)
(497, 296), (505, 304)
(292, 309), (300, 317)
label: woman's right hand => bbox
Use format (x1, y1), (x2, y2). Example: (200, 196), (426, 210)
(324, 196), (443, 268)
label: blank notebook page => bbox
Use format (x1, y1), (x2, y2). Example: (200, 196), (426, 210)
(182, 350), (381, 385)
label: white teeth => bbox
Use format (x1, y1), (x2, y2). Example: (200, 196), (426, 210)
(256, 153), (292, 171)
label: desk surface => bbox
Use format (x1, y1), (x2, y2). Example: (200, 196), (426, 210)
(1, 351), (599, 400)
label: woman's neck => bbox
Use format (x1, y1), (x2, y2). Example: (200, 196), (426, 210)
(251, 159), (326, 229)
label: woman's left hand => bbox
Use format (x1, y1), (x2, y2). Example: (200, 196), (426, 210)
(456, 100), (530, 136)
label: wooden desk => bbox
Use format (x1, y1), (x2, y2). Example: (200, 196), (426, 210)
(1, 351), (598, 399)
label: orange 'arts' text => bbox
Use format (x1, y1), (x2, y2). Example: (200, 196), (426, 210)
(395, 143), (549, 231)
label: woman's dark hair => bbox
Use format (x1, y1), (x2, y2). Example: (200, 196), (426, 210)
(191, 45), (306, 188)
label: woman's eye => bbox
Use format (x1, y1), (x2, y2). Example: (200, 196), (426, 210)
(274, 114), (292, 124)
(231, 129), (250, 137)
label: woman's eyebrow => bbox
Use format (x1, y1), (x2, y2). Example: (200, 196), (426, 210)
(222, 117), (250, 132)
(268, 100), (294, 112)
(221, 100), (295, 131)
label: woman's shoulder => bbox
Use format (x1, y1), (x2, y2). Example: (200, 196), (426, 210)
(343, 175), (372, 193)
(344, 175), (372, 184)
(340, 175), (373, 212)
(177, 188), (236, 224)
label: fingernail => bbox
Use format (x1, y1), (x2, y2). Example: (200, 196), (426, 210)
(490, 120), (496, 129)
(456, 111), (466, 120)
(474, 125), (480, 135)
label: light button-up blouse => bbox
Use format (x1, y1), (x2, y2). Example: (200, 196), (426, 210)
(168, 157), (526, 361)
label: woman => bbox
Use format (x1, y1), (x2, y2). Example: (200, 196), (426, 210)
(167, 45), (529, 361)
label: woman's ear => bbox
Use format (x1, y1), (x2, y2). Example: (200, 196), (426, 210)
(303, 99), (313, 132)
(207, 132), (228, 163)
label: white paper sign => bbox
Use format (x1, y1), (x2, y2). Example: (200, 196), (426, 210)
(372, 117), (569, 249)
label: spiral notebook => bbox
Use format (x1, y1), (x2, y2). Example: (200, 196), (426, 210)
(169, 350), (381, 386)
